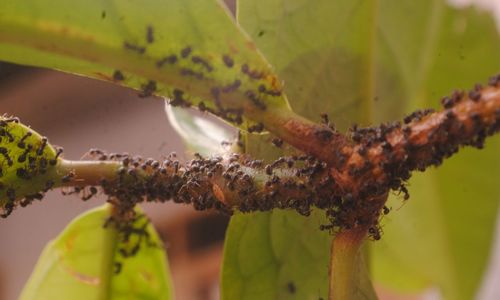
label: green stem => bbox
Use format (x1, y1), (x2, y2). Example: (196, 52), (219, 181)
(97, 204), (120, 300)
(58, 159), (120, 186)
(329, 228), (369, 300)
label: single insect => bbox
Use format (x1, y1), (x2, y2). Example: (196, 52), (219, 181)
(180, 46), (192, 58)
(222, 54), (234, 68)
(146, 25), (154, 43)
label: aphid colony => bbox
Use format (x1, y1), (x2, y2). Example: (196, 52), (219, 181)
(294, 76), (500, 236)
(64, 148), (391, 237)
(118, 25), (282, 130)
(0, 116), (60, 218)
(2, 75), (499, 244)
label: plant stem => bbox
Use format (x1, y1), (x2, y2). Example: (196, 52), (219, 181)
(97, 204), (119, 300)
(58, 159), (120, 186)
(329, 227), (368, 300)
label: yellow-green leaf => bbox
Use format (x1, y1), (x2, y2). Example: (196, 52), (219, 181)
(0, 116), (58, 215)
(21, 204), (173, 300)
(0, 0), (290, 130)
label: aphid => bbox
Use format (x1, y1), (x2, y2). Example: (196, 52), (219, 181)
(319, 224), (334, 231)
(468, 89), (481, 102)
(247, 123), (264, 133)
(17, 131), (32, 149)
(169, 89), (191, 107)
(123, 41), (146, 54)
(16, 168), (30, 180)
(1, 202), (14, 218)
(368, 227), (381, 240)
(441, 96), (454, 109)
(138, 80), (157, 98)
(180, 46), (192, 58)
(320, 113), (331, 126)
(315, 128), (334, 143)
(146, 25), (154, 43)
(44, 180), (55, 191)
(0, 147), (13, 166)
(159, 167), (168, 175)
(191, 56), (213, 72)
(400, 185), (410, 200)
(271, 138), (283, 148)
(287, 282), (296, 294)
(173, 161), (180, 173)
(222, 55), (234, 68)
(61, 172), (75, 183)
(249, 160), (263, 168)
(0, 117), (19, 125)
(81, 186), (98, 201)
(241, 64), (263, 80)
(114, 262), (122, 274)
(0, 128), (14, 142)
(6, 188), (15, 201)
(113, 70), (125, 81)
(50, 147), (64, 165)
(258, 84), (282, 97)
(89, 148), (104, 156)
(156, 55), (177, 68)
(381, 141), (392, 151)
(18, 145), (32, 163)
(489, 74), (500, 86)
(180, 68), (204, 80)
(245, 90), (267, 110)
(265, 165), (273, 175)
(221, 80), (241, 93)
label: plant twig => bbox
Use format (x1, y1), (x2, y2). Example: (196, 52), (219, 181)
(2, 77), (500, 238)
(329, 227), (366, 300)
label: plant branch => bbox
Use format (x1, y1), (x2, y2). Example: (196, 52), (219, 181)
(329, 227), (367, 300)
(2, 77), (500, 236)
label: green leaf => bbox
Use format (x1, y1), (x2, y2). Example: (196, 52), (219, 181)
(0, 116), (59, 214)
(236, 0), (377, 129)
(227, 1), (500, 299)
(165, 103), (235, 156)
(0, 0), (290, 130)
(20, 204), (173, 300)
(222, 1), (377, 299)
(372, 2), (500, 299)
(222, 210), (331, 299)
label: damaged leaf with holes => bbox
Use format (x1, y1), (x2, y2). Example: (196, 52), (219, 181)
(0, 0), (291, 131)
(0, 116), (62, 217)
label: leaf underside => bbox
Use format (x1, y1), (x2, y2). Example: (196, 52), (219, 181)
(0, 0), (290, 131)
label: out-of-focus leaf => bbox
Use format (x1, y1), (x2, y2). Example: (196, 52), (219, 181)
(0, 0), (290, 130)
(222, 1), (378, 299)
(165, 103), (235, 157)
(227, 1), (500, 299)
(372, 2), (500, 300)
(236, 0), (377, 129)
(20, 204), (173, 300)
